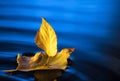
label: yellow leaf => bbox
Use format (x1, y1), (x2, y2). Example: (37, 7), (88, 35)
(48, 48), (75, 69)
(3, 48), (75, 72)
(3, 18), (76, 74)
(35, 18), (57, 57)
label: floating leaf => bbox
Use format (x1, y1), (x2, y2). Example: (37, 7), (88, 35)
(35, 18), (57, 57)
(3, 48), (75, 72)
(3, 18), (75, 77)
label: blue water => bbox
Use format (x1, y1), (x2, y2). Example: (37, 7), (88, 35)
(0, 0), (120, 81)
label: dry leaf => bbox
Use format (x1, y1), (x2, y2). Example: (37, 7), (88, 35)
(3, 18), (75, 73)
(3, 48), (75, 72)
(35, 18), (57, 57)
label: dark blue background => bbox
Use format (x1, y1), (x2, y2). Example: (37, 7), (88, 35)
(0, 0), (120, 81)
